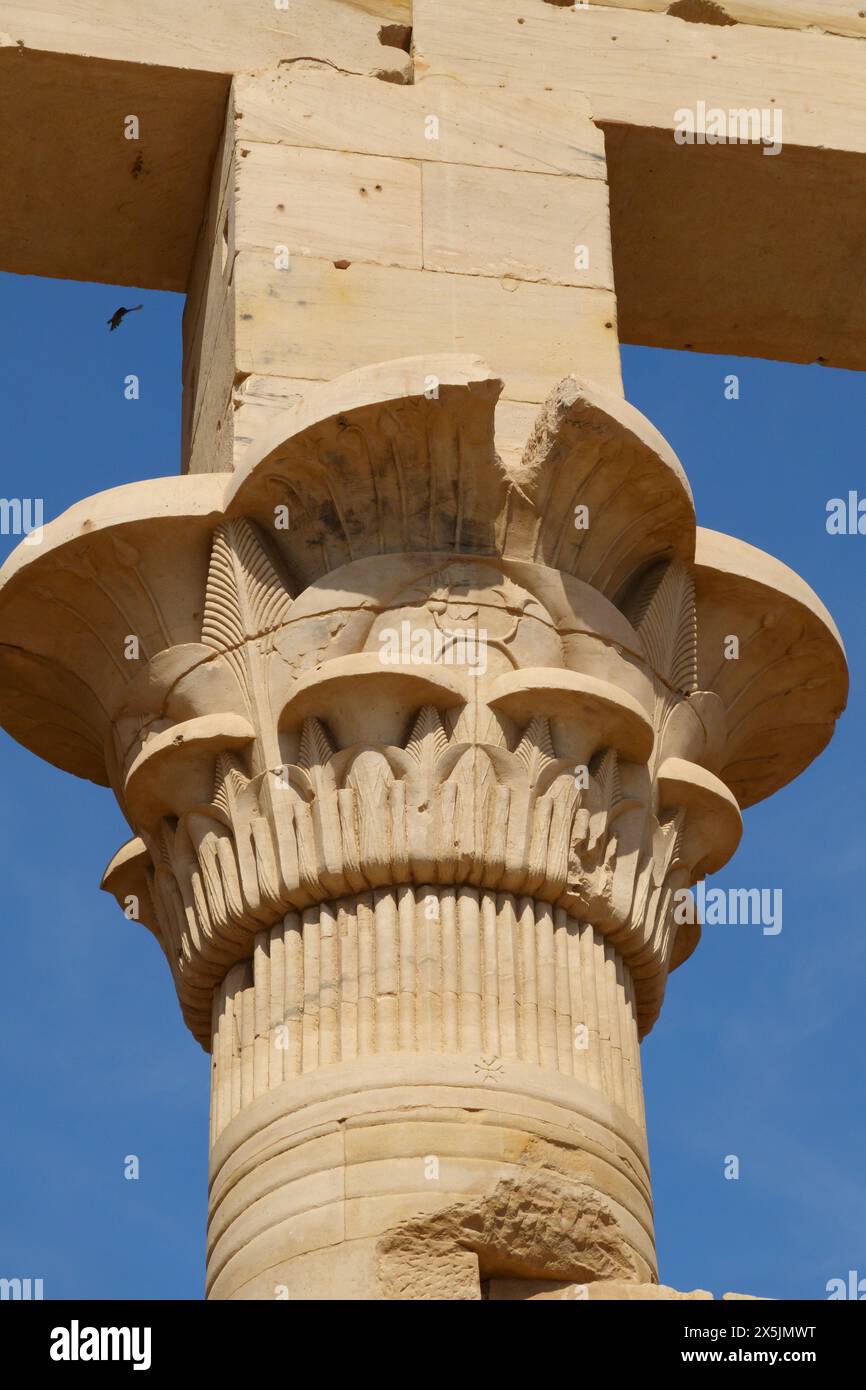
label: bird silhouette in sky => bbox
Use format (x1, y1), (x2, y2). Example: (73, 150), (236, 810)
(107, 305), (143, 332)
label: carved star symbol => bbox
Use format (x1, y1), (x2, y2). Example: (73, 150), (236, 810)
(475, 1055), (504, 1084)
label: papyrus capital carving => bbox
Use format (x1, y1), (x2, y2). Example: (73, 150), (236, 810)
(0, 356), (846, 1297)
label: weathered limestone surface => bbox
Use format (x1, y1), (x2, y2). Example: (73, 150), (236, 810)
(0, 1), (413, 77)
(233, 66), (607, 178)
(0, 356), (847, 1298)
(556, 1), (866, 40)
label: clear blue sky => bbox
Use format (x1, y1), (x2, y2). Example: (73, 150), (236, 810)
(0, 271), (863, 1300)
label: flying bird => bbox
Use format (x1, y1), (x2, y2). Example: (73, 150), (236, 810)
(107, 305), (143, 332)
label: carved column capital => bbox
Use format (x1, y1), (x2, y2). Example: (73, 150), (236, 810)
(0, 356), (846, 1297)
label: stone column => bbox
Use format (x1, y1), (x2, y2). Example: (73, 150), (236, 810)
(0, 356), (846, 1299)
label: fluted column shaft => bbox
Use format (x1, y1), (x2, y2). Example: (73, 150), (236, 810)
(206, 886), (655, 1299)
(210, 888), (646, 1140)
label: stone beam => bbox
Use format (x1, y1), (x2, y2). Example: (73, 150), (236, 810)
(570, 0), (866, 40)
(0, 1), (411, 289)
(0, 0), (412, 75)
(414, 2), (866, 153)
(0, 49), (227, 290)
(606, 128), (866, 366)
(414, 0), (866, 369)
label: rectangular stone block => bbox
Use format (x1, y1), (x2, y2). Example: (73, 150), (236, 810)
(235, 143), (423, 270)
(233, 251), (622, 402)
(234, 67), (606, 178)
(422, 163), (614, 289)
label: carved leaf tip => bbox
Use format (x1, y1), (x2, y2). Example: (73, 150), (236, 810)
(298, 715), (336, 770)
(202, 518), (293, 654)
(514, 716), (555, 779)
(592, 747), (623, 810)
(404, 704), (449, 762)
(212, 751), (249, 818)
(628, 561), (698, 696)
